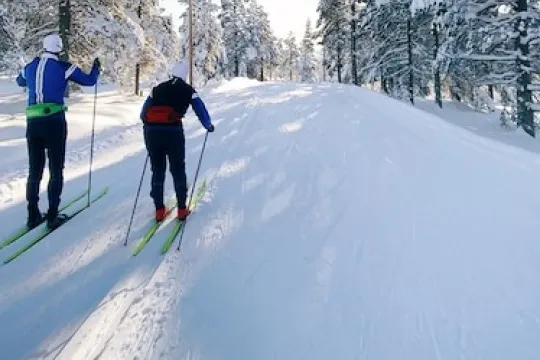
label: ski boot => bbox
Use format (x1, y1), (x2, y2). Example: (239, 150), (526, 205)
(177, 207), (191, 220)
(155, 207), (169, 221)
(27, 205), (44, 230)
(46, 209), (69, 230)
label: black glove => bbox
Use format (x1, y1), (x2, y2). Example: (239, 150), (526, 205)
(206, 124), (215, 133)
(93, 58), (101, 71)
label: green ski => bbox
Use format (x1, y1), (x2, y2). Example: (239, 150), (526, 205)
(131, 198), (177, 257)
(0, 189), (90, 250)
(161, 179), (207, 255)
(3, 187), (109, 264)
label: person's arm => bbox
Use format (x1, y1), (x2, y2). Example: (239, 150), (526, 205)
(140, 95), (153, 122)
(16, 69), (27, 87)
(65, 59), (100, 86)
(191, 92), (214, 131)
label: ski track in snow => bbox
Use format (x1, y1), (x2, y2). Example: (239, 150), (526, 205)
(1, 79), (540, 359)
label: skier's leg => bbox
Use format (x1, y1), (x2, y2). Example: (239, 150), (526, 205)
(26, 130), (46, 227)
(167, 130), (187, 208)
(45, 117), (67, 221)
(144, 130), (167, 209)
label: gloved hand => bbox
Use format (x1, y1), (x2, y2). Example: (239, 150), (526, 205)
(206, 124), (215, 133)
(93, 58), (102, 71)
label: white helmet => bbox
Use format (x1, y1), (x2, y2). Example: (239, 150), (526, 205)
(43, 34), (63, 54)
(171, 61), (189, 81)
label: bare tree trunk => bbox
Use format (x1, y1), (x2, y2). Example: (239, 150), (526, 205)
(322, 45), (326, 81)
(59, 0), (71, 96)
(433, 23), (442, 108)
(350, 1), (358, 85)
(290, 51), (293, 81)
(516, 0), (534, 137)
(135, 2), (142, 95)
(407, 18), (414, 105)
(337, 45), (342, 83)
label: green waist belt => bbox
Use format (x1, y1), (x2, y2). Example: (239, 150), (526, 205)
(26, 103), (68, 119)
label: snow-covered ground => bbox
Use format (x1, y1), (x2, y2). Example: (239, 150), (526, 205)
(1, 78), (540, 360)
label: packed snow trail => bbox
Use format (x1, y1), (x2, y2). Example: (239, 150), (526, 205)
(1, 79), (540, 359)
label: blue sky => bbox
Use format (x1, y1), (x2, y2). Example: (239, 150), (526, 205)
(160, 0), (318, 39)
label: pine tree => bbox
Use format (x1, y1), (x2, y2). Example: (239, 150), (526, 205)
(0, 0), (56, 73)
(179, 0), (224, 86)
(244, 0), (275, 81)
(442, 0), (538, 136)
(283, 32), (300, 81)
(220, 0), (249, 77)
(300, 19), (317, 82)
(317, 0), (350, 83)
(272, 38), (288, 80)
(350, 0), (360, 85)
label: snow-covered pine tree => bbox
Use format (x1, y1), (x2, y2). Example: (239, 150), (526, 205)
(317, 0), (350, 83)
(300, 19), (317, 83)
(272, 38), (288, 80)
(409, 1), (445, 106)
(140, 3), (180, 86)
(70, 0), (148, 87)
(243, 0), (276, 81)
(283, 32), (300, 81)
(0, 0), (180, 88)
(179, 0), (224, 86)
(220, 0), (249, 77)
(357, 0), (415, 100)
(443, 0), (538, 136)
(0, 0), (56, 73)
(262, 33), (279, 81)
(349, 0), (361, 85)
(432, 0), (476, 103)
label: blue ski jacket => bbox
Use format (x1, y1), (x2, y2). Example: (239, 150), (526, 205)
(16, 53), (100, 106)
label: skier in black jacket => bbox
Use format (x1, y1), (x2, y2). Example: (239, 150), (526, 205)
(140, 61), (214, 221)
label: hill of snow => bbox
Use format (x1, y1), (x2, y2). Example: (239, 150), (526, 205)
(1, 78), (540, 359)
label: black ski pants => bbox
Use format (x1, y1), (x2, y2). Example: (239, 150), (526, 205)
(26, 113), (67, 218)
(144, 127), (188, 210)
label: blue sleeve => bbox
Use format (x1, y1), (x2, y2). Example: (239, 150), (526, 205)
(140, 96), (153, 121)
(16, 70), (27, 87)
(66, 63), (99, 86)
(191, 93), (212, 129)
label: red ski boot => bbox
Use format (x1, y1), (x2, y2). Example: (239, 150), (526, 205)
(177, 207), (191, 220)
(155, 207), (168, 221)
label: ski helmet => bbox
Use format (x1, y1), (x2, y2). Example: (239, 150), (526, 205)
(43, 34), (63, 54)
(171, 61), (189, 81)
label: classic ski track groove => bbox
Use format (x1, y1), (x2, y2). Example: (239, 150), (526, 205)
(55, 264), (161, 360)
(50, 98), (256, 358)
(0, 124), (140, 207)
(3, 81), (540, 359)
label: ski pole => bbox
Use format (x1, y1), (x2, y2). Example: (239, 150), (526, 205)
(87, 82), (98, 207)
(124, 155), (150, 246)
(177, 131), (209, 251)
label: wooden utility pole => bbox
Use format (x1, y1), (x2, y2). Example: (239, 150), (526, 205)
(189, 0), (194, 85)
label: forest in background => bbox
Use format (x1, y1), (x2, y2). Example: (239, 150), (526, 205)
(1, 0), (539, 134)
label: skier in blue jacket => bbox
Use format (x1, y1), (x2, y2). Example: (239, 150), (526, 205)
(16, 34), (101, 229)
(140, 61), (214, 221)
